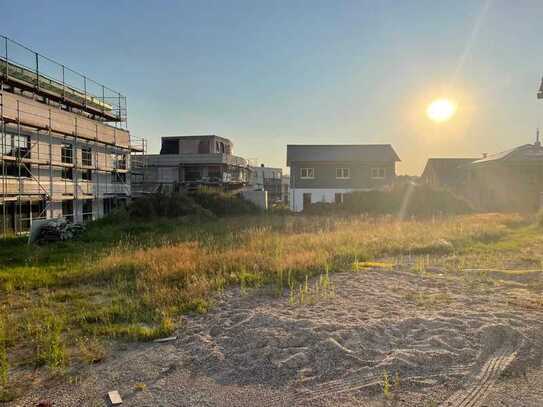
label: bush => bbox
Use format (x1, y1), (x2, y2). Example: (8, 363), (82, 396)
(127, 191), (259, 220)
(128, 193), (212, 219)
(190, 190), (261, 216)
(304, 184), (473, 218)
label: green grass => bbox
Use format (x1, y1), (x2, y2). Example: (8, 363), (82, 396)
(0, 211), (538, 397)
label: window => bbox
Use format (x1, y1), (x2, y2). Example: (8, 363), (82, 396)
(160, 139), (179, 154)
(336, 168), (350, 179)
(81, 169), (92, 181)
(62, 200), (74, 222)
(62, 167), (73, 180)
(112, 172), (127, 183)
(1, 162), (31, 178)
(81, 147), (92, 167)
(300, 168), (315, 179)
(82, 200), (93, 222)
(61, 143), (73, 164)
(371, 167), (386, 179)
(113, 153), (127, 170)
(2, 134), (30, 158)
(103, 198), (113, 216)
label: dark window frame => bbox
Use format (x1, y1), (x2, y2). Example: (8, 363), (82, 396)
(61, 143), (73, 164)
(336, 167), (350, 179)
(300, 168), (315, 179)
(62, 200), (74, 222)
(61, 167), (73, 180)
(81, 169), (92, 181)
(370, 167), (386, 179)
(81, 147), (92, 167)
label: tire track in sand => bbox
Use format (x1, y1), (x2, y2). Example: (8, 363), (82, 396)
(440, 344), (517, 407)
(291, 366), (468, 404)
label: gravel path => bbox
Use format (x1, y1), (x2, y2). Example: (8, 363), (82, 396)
(11, 268), (543, 406)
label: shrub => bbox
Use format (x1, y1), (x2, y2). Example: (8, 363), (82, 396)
(127, 190), (260, 220)
(128, 193), (214, 219)
(190, 190), (261, 216)
(307, 184), (474, 218)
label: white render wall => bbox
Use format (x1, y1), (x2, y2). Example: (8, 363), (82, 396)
(289, 188), (371, 212)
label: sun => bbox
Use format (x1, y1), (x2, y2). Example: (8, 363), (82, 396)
(426, 98), (457, 123)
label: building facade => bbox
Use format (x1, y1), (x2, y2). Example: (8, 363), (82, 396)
(286, 144), (400, 211)
(134, 135), (251, 193)
(249, 164), (283, 203)
(421, 158), (477, 191)
(281, 174), (289, 204)
(0, 36), (143, 236)
(465, 138), (543, 212)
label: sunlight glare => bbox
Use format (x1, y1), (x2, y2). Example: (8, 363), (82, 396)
(426, 98), (457, 123)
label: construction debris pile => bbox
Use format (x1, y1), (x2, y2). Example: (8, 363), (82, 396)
(29, 218), (86, 244)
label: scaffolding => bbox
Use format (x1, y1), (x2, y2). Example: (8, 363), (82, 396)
(0, 36), (144, 237)
(1, 35), (127, 124)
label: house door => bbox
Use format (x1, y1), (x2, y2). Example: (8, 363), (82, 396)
(302, 193), (312, 210)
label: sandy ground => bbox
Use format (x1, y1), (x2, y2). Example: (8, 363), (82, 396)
(10, 266), (543, 406)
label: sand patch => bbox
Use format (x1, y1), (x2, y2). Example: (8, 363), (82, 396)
(10, 268), (543, 406)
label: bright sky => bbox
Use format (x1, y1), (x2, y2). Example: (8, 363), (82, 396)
(4, 0), (543, 174)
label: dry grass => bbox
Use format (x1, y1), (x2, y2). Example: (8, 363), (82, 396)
(0, 212), (536, 398)
(96, 213), (519, 317)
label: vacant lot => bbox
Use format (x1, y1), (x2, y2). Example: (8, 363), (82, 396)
(2, 212), (543, 405)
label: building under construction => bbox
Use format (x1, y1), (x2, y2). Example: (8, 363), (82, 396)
(0, 36), (145, 236)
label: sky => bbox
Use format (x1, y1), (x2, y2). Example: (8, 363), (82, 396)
(3, 0), (543, 175)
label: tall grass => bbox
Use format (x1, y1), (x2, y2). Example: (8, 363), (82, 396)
(0, 211), (530, 397)
(95, 213), (520, 318)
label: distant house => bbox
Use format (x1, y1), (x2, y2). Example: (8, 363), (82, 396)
(421, 158), (477, 191)
(134, 135), (252, 194)
(249, 164), (283, 203)
(286, 144), (401, 212)
(281, 174), (290, 204)
(465, 138), (543, 212)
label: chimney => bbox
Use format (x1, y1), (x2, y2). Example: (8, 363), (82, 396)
(536, 128), (541, 147)
(260, 163), (265, 167)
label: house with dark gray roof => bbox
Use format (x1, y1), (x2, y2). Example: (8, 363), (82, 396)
(421, 158), (478, 190)
(464, 135), (543, 211)
(286, 144), (401, 211)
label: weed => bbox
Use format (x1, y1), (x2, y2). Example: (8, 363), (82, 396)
(134, 382), (147, 392)
(0, 321), (8, 393)
(26, 312), (66, 370)
(382, 370), (391, 398)
(77, 337), (106, 364)
(289, 269), (335, 306)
